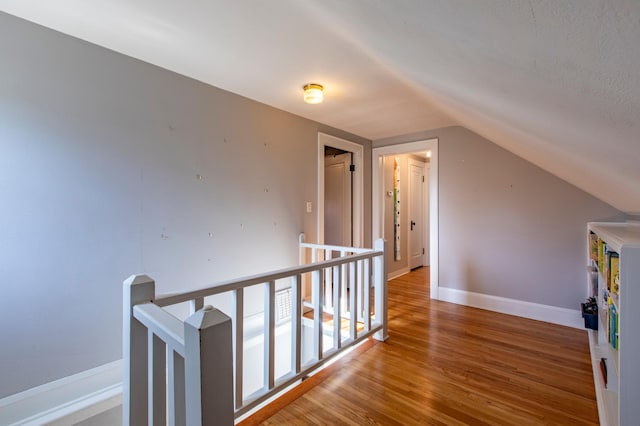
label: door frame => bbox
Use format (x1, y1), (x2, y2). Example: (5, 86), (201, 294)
(318, 133), (363, 247)
(407, 156), (427, 269)
(372, 139), (438, 299)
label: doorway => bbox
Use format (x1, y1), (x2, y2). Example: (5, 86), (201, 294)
(372, 139), (438, 299)
(324, 147), (353, 247)
(317, 133), (363, 248)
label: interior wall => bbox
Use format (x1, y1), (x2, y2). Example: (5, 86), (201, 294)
(0, 12), (370, 398)
(375, 126), (624, 309)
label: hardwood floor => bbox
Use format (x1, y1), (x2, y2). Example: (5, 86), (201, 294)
(246, 267), (598, 425)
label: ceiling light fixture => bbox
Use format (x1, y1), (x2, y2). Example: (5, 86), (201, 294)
(303, 83), (323, 104)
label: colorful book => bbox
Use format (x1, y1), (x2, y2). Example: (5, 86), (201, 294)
(589, 232), (599, 262)
(606, 294), (612, 343)
(610, 304), (617, 349)
(610, 252), (620, 295)
(598, 239), (606, 272)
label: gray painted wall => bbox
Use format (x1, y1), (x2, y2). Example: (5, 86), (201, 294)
(0, 13), (370, 398)
(375, 126), (624, 309)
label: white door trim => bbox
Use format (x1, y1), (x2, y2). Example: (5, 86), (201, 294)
(373, 139), (438, 299)
(318, 133), (363, 247)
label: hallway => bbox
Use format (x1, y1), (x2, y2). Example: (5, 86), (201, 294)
(249, 267), (598, 425)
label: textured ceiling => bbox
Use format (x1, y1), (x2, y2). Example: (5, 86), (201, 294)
(1, 0), (639, 213)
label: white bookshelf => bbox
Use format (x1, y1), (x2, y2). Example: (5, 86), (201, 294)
(587, 222), (640, 426)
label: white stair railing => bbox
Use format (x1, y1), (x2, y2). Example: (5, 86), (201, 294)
(123, 236), (386, 425)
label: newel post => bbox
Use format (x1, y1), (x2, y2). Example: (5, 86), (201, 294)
(184, 306), (234, 426)
(123, 274), (155, 426)
(374, 238), (388, 341)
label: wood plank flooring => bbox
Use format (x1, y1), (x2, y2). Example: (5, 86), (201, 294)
(245, 267), (598, 425)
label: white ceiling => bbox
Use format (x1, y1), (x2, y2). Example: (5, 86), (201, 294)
(1, 0), (639, 213)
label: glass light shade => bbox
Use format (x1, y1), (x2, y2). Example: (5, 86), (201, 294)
(303, 84), (323, 104)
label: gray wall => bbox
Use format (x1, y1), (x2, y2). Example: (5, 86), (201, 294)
(375, 126), (624, 309)
(0, 13), (370, 398)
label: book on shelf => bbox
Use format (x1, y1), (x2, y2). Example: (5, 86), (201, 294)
(589, 231), (599, 262)
(610, 303), (618, 350)
(610, 252), (620, 295)
(604, 292), (611, 342)
(598, 238), (607, 273)
(599, 357), (608, 388)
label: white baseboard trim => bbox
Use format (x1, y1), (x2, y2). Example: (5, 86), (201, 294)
(436, 287), (583, 329)
(388, 267), (410, 280)
(0, 360), (122, 426)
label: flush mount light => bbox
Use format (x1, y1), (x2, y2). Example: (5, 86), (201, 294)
(303, 83), (323, 104)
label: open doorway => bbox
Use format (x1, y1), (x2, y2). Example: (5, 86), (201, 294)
(324, 146), (352, 248)
(372, 139), (438, 299)
(380, 153), (429, 275)
(317, 133), (363, 248)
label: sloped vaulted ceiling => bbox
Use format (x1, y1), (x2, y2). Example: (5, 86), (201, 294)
(1, 0), (639, 212)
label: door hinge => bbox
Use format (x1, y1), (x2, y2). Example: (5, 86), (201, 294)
(422, 248), (425, 255)
(349, 164), (355, 172)
(422, 176), (424, 182)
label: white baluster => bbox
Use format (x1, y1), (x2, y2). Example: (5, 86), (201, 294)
(291, 274), (302, 374)
(333, 265), (341, 350)
(325, 251), (333, 312)
(349, 261), (357, 341)
(264, 281), (276, 390)
(168, 350), (185, 426)
(364, 258), (371, 332)
(340, 251), (348, 314)
(149, 332), (166, 426)
(189, 297), (204, 314)
(232, 288), (244, 409)
(312, 269), (323, 360)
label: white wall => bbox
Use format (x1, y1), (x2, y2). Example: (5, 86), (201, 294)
(0, 12), (370, 398)
(375, 126), (624, 309)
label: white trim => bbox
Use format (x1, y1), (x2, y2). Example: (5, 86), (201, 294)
(373, 139), (438, 299)
(0, 361), (122, 426)
(436, 287), (583, 329)
(318, 133), (363, 247)
(387, 267), (410, 280)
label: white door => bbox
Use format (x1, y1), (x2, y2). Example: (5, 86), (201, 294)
(408, 159), (425, 269)
(424, 163), (430, 265)
(324, 152), (352, 246)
